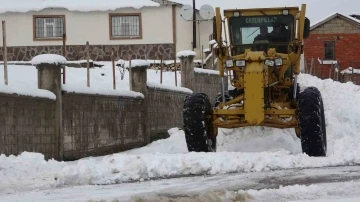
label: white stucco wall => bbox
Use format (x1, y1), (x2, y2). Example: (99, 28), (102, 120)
(0, 6), (174, 46)
(0, 4), (213, 59)
(174, 6), (213, 59)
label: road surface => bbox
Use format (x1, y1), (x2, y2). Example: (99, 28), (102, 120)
(2, 165), (360, 202)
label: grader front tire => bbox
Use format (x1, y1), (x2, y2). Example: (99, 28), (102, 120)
(183, 93), (216, 152)
(298, 87), (327, 157)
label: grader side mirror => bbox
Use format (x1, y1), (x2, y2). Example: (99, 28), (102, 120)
(303, 17), (310, 39)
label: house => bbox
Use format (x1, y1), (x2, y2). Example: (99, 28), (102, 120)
(0, 0), (213, 61)
(304, 13), (360, 79)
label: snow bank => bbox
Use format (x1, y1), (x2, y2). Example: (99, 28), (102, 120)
(2, 71), (360, 190)
(31, 54), (67, 66)
(236, 181), (360, 202)
(0, 152), (65, 192)
(177, 50), (196, 58)
(53, 74), (360, 185)
(147, 81), (193, 94)
(0, 64), (56, 99)
(0, 0), (159, 14)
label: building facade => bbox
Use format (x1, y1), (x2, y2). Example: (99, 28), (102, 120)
(304, 13), (360, 79)
(0, 0), (213, 61)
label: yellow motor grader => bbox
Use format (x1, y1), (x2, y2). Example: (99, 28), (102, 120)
(183, 4), (327, 157)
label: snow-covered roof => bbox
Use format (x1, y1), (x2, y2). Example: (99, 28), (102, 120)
(0, 0), (160, 14)
(310, 12), (360, 31)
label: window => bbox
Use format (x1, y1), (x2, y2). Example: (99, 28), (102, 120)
(324, 41), (335, 60)
(33, 15), (65, 40)
(109, 13), (142, 39)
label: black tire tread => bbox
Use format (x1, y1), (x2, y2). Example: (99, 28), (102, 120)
(183, 93), (215, 152)
(298, 87), (327, 157)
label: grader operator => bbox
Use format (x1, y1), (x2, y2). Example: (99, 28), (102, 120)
(183, 4), (327, 157)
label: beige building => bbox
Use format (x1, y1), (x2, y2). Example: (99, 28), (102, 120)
(0, 0), (213, 61)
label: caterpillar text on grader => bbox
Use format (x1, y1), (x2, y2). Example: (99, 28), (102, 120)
(183, 4), (327, 157)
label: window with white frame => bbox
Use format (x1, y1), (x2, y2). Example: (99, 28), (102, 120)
(34, 16), (65, 39)
(110, 14), (142, 39)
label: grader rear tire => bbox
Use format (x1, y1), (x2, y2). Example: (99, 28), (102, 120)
(183, 93), (216, 152)
(298, 87), (327, 157)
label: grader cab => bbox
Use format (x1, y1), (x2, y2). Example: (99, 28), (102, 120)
(183, 4), (327, 157)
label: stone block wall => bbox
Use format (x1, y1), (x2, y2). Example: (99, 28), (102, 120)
(0, 43), (175, 61)
(194, 70), (227, 105)
(341, 73), (360, 85)
(0, 93), (58, 159)
(0, 60), (226, 160)
(147, 87), (191, 140)
(62, 93), (146, 160)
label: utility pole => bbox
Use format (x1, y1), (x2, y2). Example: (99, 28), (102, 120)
(192, 0), (196, 50)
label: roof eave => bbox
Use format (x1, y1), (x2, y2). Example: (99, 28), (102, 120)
(310, 13), (360, 31)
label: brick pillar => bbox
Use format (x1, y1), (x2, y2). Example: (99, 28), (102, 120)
(177, 50), (196, 90)
(128, 60), (150, 144)
(32, 54), (66, 161)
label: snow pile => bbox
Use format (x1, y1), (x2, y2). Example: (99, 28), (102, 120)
(2, 71), (360, 190)
(0, 63), (182, 98)
(0, 0), (159, 14)
(53, 74), (360, 185)
(31, 54), (67, 66)
(235, 181), (360, 202)
(0, 64), (56, 99)
(177, 50), (197, 58)
(0, 152), (65, 192)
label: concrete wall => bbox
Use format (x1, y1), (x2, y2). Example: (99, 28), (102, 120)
(147, 87), (190, 140)
(0, 93), (59, 160)
(193, 71), (225, 105)
(0, 65), (223, 160)
(62, 93), (146, 160)
(341, 73), (360, 85)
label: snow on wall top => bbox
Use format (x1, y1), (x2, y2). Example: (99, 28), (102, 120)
(341, 67), (360, 75)
(31, 54), (67, 65)
(0, 0), (160, 14)
(176, 50), (196, 58)
(31, 54), (67, 66)
(116, 59), (150, 68)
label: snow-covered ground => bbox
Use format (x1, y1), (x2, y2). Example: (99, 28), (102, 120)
(1, 62), (360, 201)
